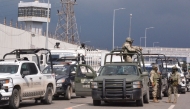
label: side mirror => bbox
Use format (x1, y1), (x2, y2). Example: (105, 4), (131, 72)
(85, 73), (94, 78)
(141, 72), (149, 76)
(22, 71), (30, 78)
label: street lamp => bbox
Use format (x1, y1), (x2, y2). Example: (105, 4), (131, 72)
(113, 8), (125, 50)
(140, 37), (145, 47)
(45, 0), (50, 49)
(145, 27), (154, 48)
(129, 14), (132, 38)
(153, 42), (159, 47)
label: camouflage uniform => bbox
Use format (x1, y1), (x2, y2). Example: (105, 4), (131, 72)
(167, 67), (180, 103)
(150, 67), (160, 102)
(122, 37), (141, 62)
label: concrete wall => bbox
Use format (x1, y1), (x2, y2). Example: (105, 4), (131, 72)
(0, 24), (78, 58)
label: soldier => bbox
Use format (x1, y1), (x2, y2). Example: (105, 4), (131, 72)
(150, 65), (160, 103)
(122, 37), (142, 62)
(166, 66), (180, 104)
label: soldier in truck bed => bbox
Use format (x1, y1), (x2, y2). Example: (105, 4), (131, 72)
(122, 37), (142, 62)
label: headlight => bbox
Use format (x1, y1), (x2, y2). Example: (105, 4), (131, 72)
(91, 82), (98, 89)
(133, 81), (141, 85)
(133, 81), (142, 88)
(0, 79), (10, 84)
(57, 79), (65, 83)
(57, 83), (62, 87)
(133, 85), (142, 88)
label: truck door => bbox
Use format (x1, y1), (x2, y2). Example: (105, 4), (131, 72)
(27, 63), (44, 94)
(75, 65), (96, 96)
(20, 63), (32, 97)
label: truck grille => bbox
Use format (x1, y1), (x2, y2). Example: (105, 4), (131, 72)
(98, 79), (133, 98)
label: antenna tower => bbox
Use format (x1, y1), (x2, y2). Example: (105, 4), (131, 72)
(55, 0), (80, 45)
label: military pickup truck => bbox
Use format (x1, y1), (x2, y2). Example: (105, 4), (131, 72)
(91, 50), (149, 106)
(0, 49), (56, 109)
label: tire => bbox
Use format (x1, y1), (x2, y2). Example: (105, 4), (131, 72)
(143, 90), (149, 103)
(93, 100), (101, 106)
(64, 86), (71, 100)
(136, 97), (143, 106)
(182, 90), (186, 94)
(163, 90), (168, 97)
(157, 89), (162, 99)
(9, 88), (20, 109)
(163, 86), (169, 97)
(42, 87), (53, 104)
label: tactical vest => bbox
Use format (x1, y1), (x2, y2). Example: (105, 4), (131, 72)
(171, 72), (179, 86)
(153, 71), (160, 84)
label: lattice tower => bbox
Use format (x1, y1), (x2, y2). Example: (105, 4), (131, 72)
(55, 0), (80, 45)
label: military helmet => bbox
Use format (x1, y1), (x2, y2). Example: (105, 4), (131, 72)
(152, 64), (158, 69)
(172, 66), (178, 70)
(126, 37), (134, 42)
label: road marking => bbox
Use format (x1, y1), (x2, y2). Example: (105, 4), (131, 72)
(168, 105), (175, 109)
(65, 103), (87, 109)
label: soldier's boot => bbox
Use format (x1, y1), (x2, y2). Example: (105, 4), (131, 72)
(166, 100), (172, 103)
(173, 99), (177, 104)
(153, 98), (159, 103)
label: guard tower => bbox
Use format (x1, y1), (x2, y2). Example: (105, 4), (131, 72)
(18, 0), (51, 34)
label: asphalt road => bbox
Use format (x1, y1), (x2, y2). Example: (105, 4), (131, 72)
(1, 93), (189, 109)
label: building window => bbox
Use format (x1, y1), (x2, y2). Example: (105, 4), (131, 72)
(18, 7), (50, 18)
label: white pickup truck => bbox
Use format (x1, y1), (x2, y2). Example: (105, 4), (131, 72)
(0, 49), (56, 109)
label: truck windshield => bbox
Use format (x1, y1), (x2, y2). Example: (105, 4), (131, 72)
(145, 67), (152, 73)
(48, 52), (77, 63)
(100, 65), (138, 76)
(0, 65), (19, 74)
(48, 55), (59, 62)
(164, 68), (182, 73)
(42, 65), (70, 75)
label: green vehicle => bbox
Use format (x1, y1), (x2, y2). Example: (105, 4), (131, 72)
(90, 50), (149, 106)
(73, 64), (97, 97)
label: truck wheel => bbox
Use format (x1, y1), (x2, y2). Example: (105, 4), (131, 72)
(157, 90), (162, 99)
(136, 97), (143, 106)
(143, 90), (149, 103)
(42, 87), (53, 104)
(64, 86), (72, 100)
(182, 90), (186, 94)
(93, 100), (101, 106)
(9, 88), (20, 109)
(163, 89), (168, 97)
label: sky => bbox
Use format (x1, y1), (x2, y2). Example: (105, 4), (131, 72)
(0, 0), (190, 50)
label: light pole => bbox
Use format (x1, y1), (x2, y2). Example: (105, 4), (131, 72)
(140, 37), (145, 47)
(45, 0), (50, 49)
(113, 8), (125, 50)
(153, 42), (159, 47)
(129, 14), (132, 38)
(145, 27), (154, 48)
